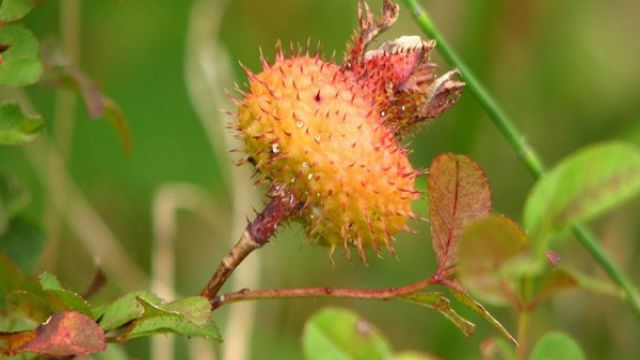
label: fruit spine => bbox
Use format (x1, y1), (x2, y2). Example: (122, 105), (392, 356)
(230, 0), (463, 262)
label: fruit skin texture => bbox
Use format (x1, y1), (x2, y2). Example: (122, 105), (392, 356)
(233, 0), (463, 261)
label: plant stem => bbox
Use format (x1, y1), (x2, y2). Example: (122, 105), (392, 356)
(212, 276), (438, 309)
(400, 0), (544, 178)
(573, 226), (640, 318)
(200, 187), (299, 300)
(516, 310), (530, 359)
(400, 0), (640, 319)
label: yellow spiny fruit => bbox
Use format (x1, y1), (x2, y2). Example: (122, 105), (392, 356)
(231, 0), (463, 262)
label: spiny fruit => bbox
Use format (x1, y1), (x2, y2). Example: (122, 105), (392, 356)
(230, 0), (463, 262)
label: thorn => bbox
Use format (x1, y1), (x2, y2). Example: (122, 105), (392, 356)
(343, 236), (352, 263)
(275, 40), (284, 61)
(329, 245), (336, 268)
(259, 47), (270, 69)
(239, 61), (255, 79)
(356, 236), (368, 266)
(385, 237), (399, 260)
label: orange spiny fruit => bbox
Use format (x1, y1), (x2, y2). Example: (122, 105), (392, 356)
(232, 0), (463, 262)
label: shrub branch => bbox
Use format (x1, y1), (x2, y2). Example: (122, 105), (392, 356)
(399, 0), (640, 319)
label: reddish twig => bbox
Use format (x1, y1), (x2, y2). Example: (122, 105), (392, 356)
(200, 185), (299, 300)
(211, 275), (441, 310)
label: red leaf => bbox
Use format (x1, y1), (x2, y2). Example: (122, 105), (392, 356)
(0, 311), (106, 357)
(428, 153), (491, 270)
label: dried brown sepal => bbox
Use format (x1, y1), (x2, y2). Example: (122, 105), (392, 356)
(346, 0), (400, 68)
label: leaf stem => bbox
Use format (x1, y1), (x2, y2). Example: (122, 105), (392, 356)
(399, 0), (640, 319)
(212, 276), (439, 310)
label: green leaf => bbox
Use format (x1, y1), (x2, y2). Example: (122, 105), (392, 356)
(162, 296), (212, 326)
(534, 266), (624, 304)
(120, 296), (221, 342)
(45, 287), (94, 318)
(0, 173), (30, 235)
(400, 292), (475, 337)
(457, 215), (528, 306)
(0, 102), (44, 146)
(428, 153), (492, 269)
(6, 289), (50, 323)
(524, 142), (640, 243)
(0, 252), (40, 308)
(448, 288), (517, 346)
(122, 313), (221, 341)
(302, 307), (393, 360)
(38, 272), (62, 290)
(528, 331), (585, 360)
(7, 273), (93, 322)
(0, 0), (36, 22)
(0, 311), (106, 357)
(97, 291), (161, 331)
(0, 216), (45, 273)
(0, 25), (42, 86)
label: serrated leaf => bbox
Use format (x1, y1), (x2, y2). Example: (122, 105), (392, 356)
(0, 102), (43, 146)
(302, 307), (393, 360)
(428, 153), (491, 269)
(457, 215), (528, 306)
(0, 0), (36, 22)
(448, 288), (517, 346)
(0, 311), (106, 357)
(0, 216), (45, 273)
(0, 25), (42, 86)
(524, 142), (640, 244)
(97, 291), (161, 331)
(0, 253), (40, 308)
(162, 296), (212, 327)
(45, 288), (93, 318)
(400, 292), (475, 337)
(122, 314), (221, 341)
(38, 273), (93, 316)
(7, 273), (93, 322)
(528, 331), (585, 360)
(119, 296), (221, 342)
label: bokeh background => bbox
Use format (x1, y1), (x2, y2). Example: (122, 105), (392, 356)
(2, 0), (640, 358)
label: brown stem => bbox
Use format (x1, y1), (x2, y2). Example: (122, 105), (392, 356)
(200, 186), (299, 300)
(211, 275), (440, 310)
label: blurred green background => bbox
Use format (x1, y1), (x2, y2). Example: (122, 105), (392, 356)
(1, 0), (640, 358)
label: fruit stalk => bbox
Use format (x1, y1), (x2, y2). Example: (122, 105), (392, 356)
(200, 186), (299, 300)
